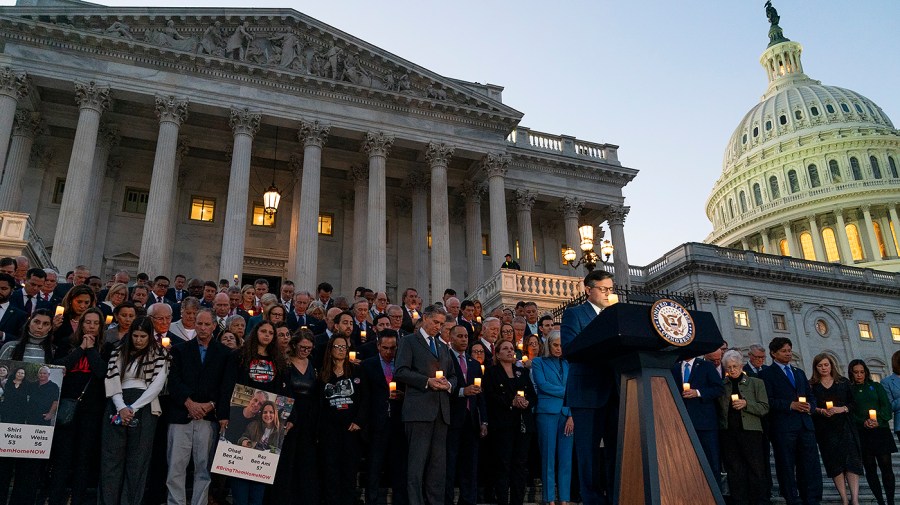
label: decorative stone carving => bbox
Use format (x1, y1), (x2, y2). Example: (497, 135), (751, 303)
(229, 108), (261, 137)
(426, 86), (447, 100)
(696, 289), (714, 303)
(297, 119), (330, 148)
(403, 169), (429, 191)
(395, 197), (412, 217)
(713, 291), (729, 305)
(175, 136), (190, 164)
(12, 109), (42, 138)
(226, 21), (253, 61)
(458, 181), (485, 203)
(839, 306), (854, 319)
(606, 205), (630, 226)
(425, 142), (454, 167)
(104, 21), (134, 40)
(873, 310), (886, 322)
(289, 154), (303, 183)
(514, 189), (537, 211)
(146, 20), (200, 52)
(106, 157), (123, 179)
(74, 81), (111, 112)
(364, 132), (394, 157)
(348, 164), (369, 184)
(155, 95), (189, 125)
(198, 21), (227, 57)
(559, 196), (584, 219)
(0, 68), (29, 100)
(789, 300), (803, 313)
(31, 144), (53, 168)
(223, 143), (233, 162)
(482, 153), (510, 179)
(97, 123), (120, 151)
(752, 296), (767, 309)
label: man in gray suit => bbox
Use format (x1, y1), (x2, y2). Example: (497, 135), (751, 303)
(395, 305), (458, 505)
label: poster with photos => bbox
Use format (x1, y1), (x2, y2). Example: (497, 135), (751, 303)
(211, 384), (294, 484)
(0, 360), (64, 459)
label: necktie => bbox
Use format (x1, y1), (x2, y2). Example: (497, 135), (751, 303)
(428, 336), (437, 357)
(683, 362), (691, 383)
(383, 360), (393, 384)
(458, 353), (468, 378)
(157, 296), (163, 304)
(783, 365), (796, 387)
(299, 314), (305, 326)
(218, 318), (226, 331)
(199, 345), (206, 364)
(155, 333), (163, 343)
(177, 290), (183, 302)
(24, 295), (33, 315)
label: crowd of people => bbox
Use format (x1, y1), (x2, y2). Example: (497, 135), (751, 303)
(0, 256), (896, 505)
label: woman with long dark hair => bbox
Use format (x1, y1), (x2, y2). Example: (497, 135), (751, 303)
(849, 359), (897, 505)
(219, 321), (288, 505)
(48, 307), (107, 505)
(0, 308), (55, 362)
(103, 301), (138, 348)
(52, 284), (97, 353)
(100, 316), (170, 505)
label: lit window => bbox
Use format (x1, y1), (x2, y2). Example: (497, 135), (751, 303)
(733, 309), (750, 328)
(822, 228), (840, 262)
(890, 221), (899, 254)
(858, 322), (873, 340)
(52, 178), (65, 204)
(318, 214), (333, 236)
(482, 234), (490, 256)
(799, 232), (815, 261)
(252, 203), (275, 227)
(515, 240), (519, 259)
(873, 222), (887, 259)
(773, 313), (787, 331)
(190, 196), (215, 222)
(891, 326), (900, 342)
(846, 224), (864, 261)
(123, 188), (150, 214)
(779, 239), (790, 256)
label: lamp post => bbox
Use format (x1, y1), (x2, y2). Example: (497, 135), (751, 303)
(562, 224), (613, 273)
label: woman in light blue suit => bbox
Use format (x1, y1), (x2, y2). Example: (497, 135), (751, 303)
(531, 330), (574, 505)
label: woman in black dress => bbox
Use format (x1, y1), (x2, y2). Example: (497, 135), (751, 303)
(849, 359), (897, 505)
(810, 353), (862, 505)
(0, 366), (31, 423)
(484, 339), (537, 505)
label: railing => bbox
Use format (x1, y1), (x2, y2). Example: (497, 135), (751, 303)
(467, 269), (585, 313)
(0, 211), (55, 270)
(24, 215), (55, 270)
(506, 126), (619, 163)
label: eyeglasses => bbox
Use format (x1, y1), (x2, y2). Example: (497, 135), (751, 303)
(471, 349), (485, 354)
(501, 329), (514, 334)
(297, 346), (313, 351)
(333, 344), (348, 350)
(588, 286), (614, 294)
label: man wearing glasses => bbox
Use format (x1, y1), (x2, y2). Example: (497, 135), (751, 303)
(560, 270), (617, 505)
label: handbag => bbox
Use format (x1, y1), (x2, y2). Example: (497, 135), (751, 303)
(56, 377), (92, 426)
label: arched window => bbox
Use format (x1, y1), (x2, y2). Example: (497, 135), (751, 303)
(753, 183), (763, 206)
(769, 176), (780, 199)
(850, 157), (862, 180)
(889, 156), (898, 178)
(873, 221), (887, 259)
(891, 221), (900, 254)
(739, 191), (747, 213)
(779, 239), (790, 256)
(870, 156), (882, 179)
(788, 170), (800, 193)
(808, 164), (821, 187)
(799, 232), (816, 261)
(728, 199), (734, 220)
(822, 227), (840, 262)
(829, 159), (842, 183)
(845, 223), (864, 261)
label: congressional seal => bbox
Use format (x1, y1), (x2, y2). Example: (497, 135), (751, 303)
(650, 298), (695, 347)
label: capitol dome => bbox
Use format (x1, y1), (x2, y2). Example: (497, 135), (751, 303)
(706, 12), (900, 272)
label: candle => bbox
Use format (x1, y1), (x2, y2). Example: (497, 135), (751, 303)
(517, 342), (524, 351)
(517, 390), (525, 397)
(349, 351), (357, 361)
(248, 309), (254, 316)
(607, 293), (619, 305)
(301, 325), (308, 331)
(474, 378), (482, 387)
(435, 370), (444, 379)
(730, 394), (739, 401)
(521, 355), (529, 362)
(389, 381), (397, 392)
(825, 401), (834, 409)
(161, 336), (171, 348)
(682, 383), (690, 391)
(869, 409), (877, 420)
(798, 396), (806, 404)
(360, 329), (367, 339)
(105, 315), (113, 325)
(476, 316), (482, 323)
(481, 365), (485, 374)
(233, 274), (238, 283)
(411, 310), (419, 320)
(55, 305), (65, 316)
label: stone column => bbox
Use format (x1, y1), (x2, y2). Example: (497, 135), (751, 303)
(287, 154), (303, 281)
(166, 136), (190, 268)
(861, 205), (882, 261)
(294, 120), (330, 292)
(760, 228), (772, 255)
(460, 181), (485, 294)
(405, 170), (429, 300)
(483, 153), (510, 268)
(560, 196), (584, 277)
(0, 68), (29, 175)
(808, 215), (826, 261)
(833, 208), (853, 264)
(740, 239), (749, 251)
(80, 124), (119, 263)
(607, 205), (631, 288)
(138, 96), (188, 276)
(364, 132), (394, 293)
(782, 222), (795, 257)
(51, 82), (110, 272)
(90, 158), (121, 273)
(348, 164), (369, 291)
(878, 215), (898, 258)
(0, 109), (41, 211)
(888, 204), (900, 254)
(427, 142), (453, 295)
(514, 188), (537, 271)
(218, 107), (260, 281)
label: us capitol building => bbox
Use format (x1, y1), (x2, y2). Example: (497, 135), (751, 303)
(0, 0), (897, 375)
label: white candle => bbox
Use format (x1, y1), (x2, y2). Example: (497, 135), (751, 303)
(682, 383), (690, 392)
(161, 336), (171, 348)
(360, 329), (367, 339)
(389, 381), (396, 392)
(798, 396), (806, 404)
(411, 310), (419, 320)
(517, 342), (524, 351)
(481, 365), (485, 374)
(55, 306), (65, 316)
(517, 390), (525, 397)
(476, 316), (482, 323)
(105, 315), (113, 325)
(349, 351), (357, 361)
(607, 293), (619, 305)
(730, 394), (739, 401)
(825, 401), (834, 409)
(233, 274), (238, 283)
(869, 409), (877, 420)
(435, 370), (444, 379)
(474, 378), (482, 387)
(521, 355), (529, 362)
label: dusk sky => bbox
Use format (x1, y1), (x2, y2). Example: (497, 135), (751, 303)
(11, 0), (899, 266)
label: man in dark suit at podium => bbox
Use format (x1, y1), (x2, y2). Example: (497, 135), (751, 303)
(560, 270), (617, 505)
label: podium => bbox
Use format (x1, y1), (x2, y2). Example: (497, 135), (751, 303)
(564, 301), (726, 505)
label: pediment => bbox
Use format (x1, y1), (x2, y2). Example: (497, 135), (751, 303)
(0, 6), (523, 128)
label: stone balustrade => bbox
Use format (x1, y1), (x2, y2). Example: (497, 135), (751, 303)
(469, 269), (584, 313)
(0, 211), (55, 269)
(506, 126), (619, 163)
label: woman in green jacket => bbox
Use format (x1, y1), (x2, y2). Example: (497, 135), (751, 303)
(848, 359), (896, 505)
